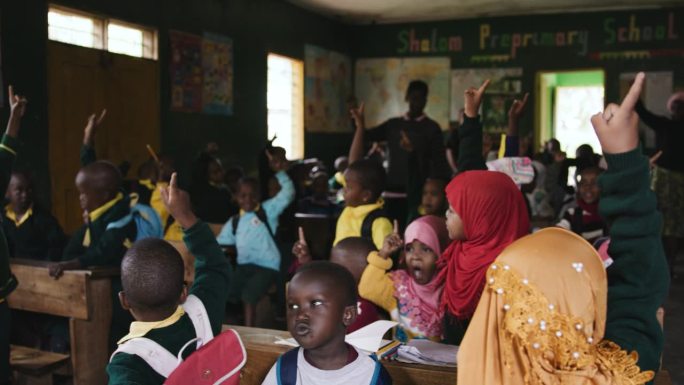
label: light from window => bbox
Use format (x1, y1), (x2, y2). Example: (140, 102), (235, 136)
(267, 54), (304, 159)
(48, 7), (102, 49)
(107, 23), (143, 57)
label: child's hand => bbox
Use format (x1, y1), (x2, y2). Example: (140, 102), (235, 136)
(649, 150), (663, 169)
(350, 102), (365, 131)
(464, 79), (490, 118)
(83, 109), (107, 146)
(590, 72), (644, 154)
(379, 220), (403, 259)
(160, 173), (197, 229)
(6, 86), (28, 138)
(266, 149), (289, 172)
(399, 130), (414, 152)
(508, 92), (529, 122)
(292, 227), (312, 264)
(48, 260), (81, 279)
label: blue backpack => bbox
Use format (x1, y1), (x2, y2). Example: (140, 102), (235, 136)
(276, 348), (392, 385)
(107, 203), (163, 240)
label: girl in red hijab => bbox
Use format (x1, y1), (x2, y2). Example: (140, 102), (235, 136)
(439, 81), (530, 344)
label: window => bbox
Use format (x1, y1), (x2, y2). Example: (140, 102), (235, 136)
(267, 54), (304, 159)
(48, 5), (157, 59)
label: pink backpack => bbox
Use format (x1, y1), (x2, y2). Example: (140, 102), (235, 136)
(111, 295), (246, 384)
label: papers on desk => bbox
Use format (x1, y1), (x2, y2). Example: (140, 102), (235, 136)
(397, 339), (459, 367)
(274, 320), (398, 354)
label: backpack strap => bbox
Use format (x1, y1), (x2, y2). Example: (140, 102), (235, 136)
(106, 214), (133, 231)
(369, 354), (392, 385)
(256, 207), (277, 242)
(571, 207), (584, 235)
(230, 214), (240, 236)
(361, 208), (385, 241)
(110, 338), (178, 378)
(276, 347), (299, 385)
(181, 294), (214, 347)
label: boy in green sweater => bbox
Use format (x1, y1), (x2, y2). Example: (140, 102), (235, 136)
(0, 86), (27, 385)
(591, 72), (669, 375)
(107, 173), (231, 384)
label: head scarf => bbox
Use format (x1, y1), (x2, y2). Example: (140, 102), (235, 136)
(457, 228), (653, 385)
(391, 215), (450, 338)
(439, 170), (529, 319)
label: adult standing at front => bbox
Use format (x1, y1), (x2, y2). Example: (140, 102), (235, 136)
(349, 81), (450, 225)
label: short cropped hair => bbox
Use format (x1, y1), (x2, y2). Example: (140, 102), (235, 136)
(347, 159), (386, 202)
(295, 261), (357, 306)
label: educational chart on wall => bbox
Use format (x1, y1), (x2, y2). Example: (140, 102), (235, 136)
(170, 30), (203, 112)
(619, 71), (673, 149)
(202, 33), (234, 115)
(355, 57), (450, 130)
(450, 68), (522, 124)
(304, 45), (352, 133)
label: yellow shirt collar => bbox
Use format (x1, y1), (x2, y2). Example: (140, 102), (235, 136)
(347, 198), (384, 219)
(239, 204), (261, 217)
(139, 179), (156, 191)
(88, 192), (124, 222)
(4, 204), (33, 226)
(117, 305), (185, 344)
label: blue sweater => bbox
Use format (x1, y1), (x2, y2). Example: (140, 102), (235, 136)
(216, 171), (294, 271)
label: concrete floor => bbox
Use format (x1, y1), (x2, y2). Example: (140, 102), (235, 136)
(663, 254), (684, 385)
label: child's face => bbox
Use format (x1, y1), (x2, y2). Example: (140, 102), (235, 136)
(421, 180), (446, 216)
(236, 182), (259, 212)
(577, 171), (600, 204)
(343, 170), (368, 207)
(75, 171), (111, 212)
(7, 175), (32, 212)
(445, 205), (465, 241)
(404, 240), (439, 285)
(208, 161), (225, 185)
(286, 274), (354, 351)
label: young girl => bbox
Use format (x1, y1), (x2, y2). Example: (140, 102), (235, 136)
(439, 80), (530, 344)
(358, 215), (449, 342)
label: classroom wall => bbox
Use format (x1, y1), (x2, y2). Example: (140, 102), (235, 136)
(351, 7), (684, 141)
(1, 0), (352, 208)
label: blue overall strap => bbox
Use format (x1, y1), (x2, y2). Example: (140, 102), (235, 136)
(369, 354), (392, 385)
(276, 347), (299, 385)
(106, 214), (133, 230)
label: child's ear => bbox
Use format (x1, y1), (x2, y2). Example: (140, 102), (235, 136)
(178, 284), (189, 305)
(342, 304), (358, 327)
(361, 189), (373, 204)
(118, 291), (131, 311)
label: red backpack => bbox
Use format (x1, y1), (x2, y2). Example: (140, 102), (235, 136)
(111, 295), (246, 384)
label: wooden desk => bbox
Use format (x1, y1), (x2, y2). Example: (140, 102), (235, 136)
(7, 259), (119, 385)
(226, 325), (456, 385)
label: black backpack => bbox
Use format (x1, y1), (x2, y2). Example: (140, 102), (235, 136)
(230, 206), (276, 243)
(360, 208), (388, 241)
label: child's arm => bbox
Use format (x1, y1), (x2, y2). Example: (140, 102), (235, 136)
(359, 225), (403, 313)
(635, 99), (669, 133)
(161, 173), (231, 335)
(292, 227), (312, 265)
(371, 217), (394, 251)
(592, 73), (669, 374)
(349, 103), (389, 164)
(262, 150), (295, 218)
(215, 219), (237, 247)
(80, 109), (106, 166)
(498, 93), (529, 158)
(457, 80), (490, 172)
(1, 86), (27, 194)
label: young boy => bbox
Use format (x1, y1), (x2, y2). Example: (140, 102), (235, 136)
(262, 261), (392, 385)
(590, 72), (669, 374)
(217, 150), (294, 326)
(3, 171), (66, 261)
(1, 85), (27, 385)
(293, 233), (382, 332)
(556, 166), (606, 243)
(107, 173), (231, 384)
(48, 160), (136, 347)
(333, 159), (393, 250)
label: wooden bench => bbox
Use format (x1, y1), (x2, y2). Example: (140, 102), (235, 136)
(7, 259), (119, 385)
(226, 325), (674, 385)
(10, 345), (69, 385)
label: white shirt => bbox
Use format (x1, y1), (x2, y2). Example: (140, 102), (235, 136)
(261, 347), (379, 385)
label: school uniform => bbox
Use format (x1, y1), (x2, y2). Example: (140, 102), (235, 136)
(600, 148), (670, 373)
(107, 222), (231, 384)
(2, 204), (67, 261)
(0, 135), (21, 382)
(216, 171), (294, 305)
(333, 200), (393, 251)
(62, 192), (136, 347)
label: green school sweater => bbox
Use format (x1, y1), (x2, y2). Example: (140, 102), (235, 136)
(457, 116), (487, 172)
(106, 221), (231, 384)
(2, 205), (67, 262)
(599, 148), (669, 374)
(0, 135), (21, 300)
(80, 144), (96, 166)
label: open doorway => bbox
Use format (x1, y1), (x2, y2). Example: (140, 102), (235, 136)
(536, 69), (604, 183)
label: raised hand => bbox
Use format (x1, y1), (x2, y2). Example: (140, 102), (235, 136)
(590, 72), (644, 154)
(6, 85), (28, 137)
(160, 172), (197, 229)
(83, 109), (107, 146)
(292, 227), (312, 264)
(379, 220), (403, 259)
(464, 79), (490, 118)
(508, 93), (529, 121)
(350, 102), (365, 131)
